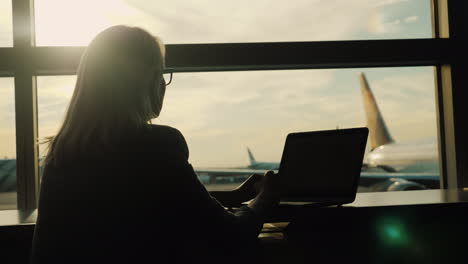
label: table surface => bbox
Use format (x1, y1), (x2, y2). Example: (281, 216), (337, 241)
(1, 189), (468, 227)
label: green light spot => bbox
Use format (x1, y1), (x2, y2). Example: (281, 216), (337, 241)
(376, 217), (410, 247)
(384, 226), (401, 240)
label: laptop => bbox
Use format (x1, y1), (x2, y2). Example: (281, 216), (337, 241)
(278, 127), (368, 206)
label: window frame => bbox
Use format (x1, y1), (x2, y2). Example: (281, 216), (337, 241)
(0, 0), (466, 209)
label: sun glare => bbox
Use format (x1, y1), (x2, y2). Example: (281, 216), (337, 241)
(35, 0), (136, 46)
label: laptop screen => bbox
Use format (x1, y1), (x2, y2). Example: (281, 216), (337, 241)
(279, 127), (368, 202)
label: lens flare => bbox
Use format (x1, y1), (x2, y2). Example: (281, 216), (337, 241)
(376, 217), (410, 247)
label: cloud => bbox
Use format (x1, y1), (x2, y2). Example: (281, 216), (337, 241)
(368, 12), (386, 33)
(368, 10), (403, 34)
(404, 16), (418, 23)
(158, 69), (335, 129)
(376, 0), (409, 7)
(123, 0), (382, 43)
(32, 0), (431, 45)
(154, 69), (338, 166)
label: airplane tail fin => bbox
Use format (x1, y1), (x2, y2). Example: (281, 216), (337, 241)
(359, 72), (394, 150)
(247, 147), (257, 166)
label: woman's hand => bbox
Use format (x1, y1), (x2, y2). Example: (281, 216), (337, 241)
(232, 174), (263, 203)
(247, 171), (281, 219)
(255, 171), (280, 203)
(210, 171), (280, 210)
(209, 174), (263, 208)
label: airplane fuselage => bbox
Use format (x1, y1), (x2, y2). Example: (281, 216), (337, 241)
(365, 141), (439, 172)
(248, 162), (279, 171)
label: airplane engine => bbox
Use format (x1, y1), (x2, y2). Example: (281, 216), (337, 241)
(369, 178), (427, 192)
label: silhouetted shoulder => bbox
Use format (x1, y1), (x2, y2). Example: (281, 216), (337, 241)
(145, 124), (189, 159)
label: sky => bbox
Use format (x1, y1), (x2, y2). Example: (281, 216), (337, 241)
(0, 0), (437, 168)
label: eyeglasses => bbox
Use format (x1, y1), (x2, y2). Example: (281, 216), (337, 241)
(163, 72), (173, 86)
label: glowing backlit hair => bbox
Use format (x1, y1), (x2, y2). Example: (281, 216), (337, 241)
(43, 25), (166, 165)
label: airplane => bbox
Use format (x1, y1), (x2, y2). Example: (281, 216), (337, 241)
(357, 72), (439, 191)
(358, 72), (439, 173)
(246, 148), (279, 170)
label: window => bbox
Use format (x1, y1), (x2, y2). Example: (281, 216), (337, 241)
(0, 0), (13, 47)
(34, 0), (432, 46)
(0, 77), (16, 209)
(162, 67), (439, 191)
(35, 67), (439, 192)
(3, 0), (467, 209)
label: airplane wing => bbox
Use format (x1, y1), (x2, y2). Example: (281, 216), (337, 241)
(360, 172), (439, 180)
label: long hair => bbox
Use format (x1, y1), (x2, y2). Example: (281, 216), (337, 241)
(43, 25), (166, 166)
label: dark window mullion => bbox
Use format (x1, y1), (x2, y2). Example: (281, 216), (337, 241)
(437, 0), (468, 189)
(30, 39), (450, 75)
(12, 0), (39, 209)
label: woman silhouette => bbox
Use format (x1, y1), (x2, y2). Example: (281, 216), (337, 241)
(31, 25), (278, 264)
